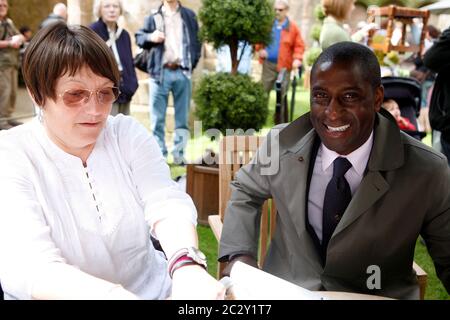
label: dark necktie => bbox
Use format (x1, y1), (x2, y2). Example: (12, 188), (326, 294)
(322, 157), (352, 255)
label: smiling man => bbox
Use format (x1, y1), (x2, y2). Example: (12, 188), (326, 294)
(219, 42), (450, 299)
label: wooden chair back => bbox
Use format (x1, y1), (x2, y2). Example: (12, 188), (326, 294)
(212, 135), (277, 277)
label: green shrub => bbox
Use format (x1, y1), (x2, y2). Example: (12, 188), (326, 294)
(304, 47), (323, 67)
(310, 24), (322, 42)
(194, 73), (268, 134)
(314, 4), (326, 21)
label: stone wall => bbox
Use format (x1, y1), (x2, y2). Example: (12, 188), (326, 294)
(8, 0), (66, 33)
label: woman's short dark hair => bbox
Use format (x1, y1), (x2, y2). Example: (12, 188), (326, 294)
(22, 22), (120, 107)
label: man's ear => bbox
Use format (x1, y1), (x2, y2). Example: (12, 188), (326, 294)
(374, 85), (384, 112)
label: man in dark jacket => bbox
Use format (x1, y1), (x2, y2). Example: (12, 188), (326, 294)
(135, 0), (201, 165)
(39, 3), (67, 30)
(424, 26), (450, 165)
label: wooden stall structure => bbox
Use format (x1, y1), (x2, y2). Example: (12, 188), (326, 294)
(367, 5), (430, 54)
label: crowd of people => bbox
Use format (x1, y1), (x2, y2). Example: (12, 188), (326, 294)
(0, 0), (449, 301)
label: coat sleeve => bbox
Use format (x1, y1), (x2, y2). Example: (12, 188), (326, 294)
(193, 15), (201, 69)
(135, 15), (157, 50)
(292, 24), (305, 62)
(420, 157), (450, 294)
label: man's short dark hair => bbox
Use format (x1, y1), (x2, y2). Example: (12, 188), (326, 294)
(311, 41), (381, 89)
(19, 25), (31, 35)
(22, 22), (120, 107)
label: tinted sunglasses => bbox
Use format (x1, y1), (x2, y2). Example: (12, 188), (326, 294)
(58, 87), (120, 107)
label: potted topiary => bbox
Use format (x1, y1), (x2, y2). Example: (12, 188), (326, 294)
(194, 0), (274, 134)
(186, 0), (274, 224)
(194, 72), (268, 135)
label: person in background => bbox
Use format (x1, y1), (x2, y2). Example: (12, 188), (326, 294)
(39, 2), (67, 29)
(18, 26), (32, 86)
(19, 25), (32, 42)
(0, 0), (25, 130)
(0, 22), (224, 300)
(319, 0), (376, 50)
(424, 25), (450, 166)
(410, 25), (441, 134)
(219, 42), (450, 299)
(135, 0), (201, 166)
(255, 0), (304, 111)
(90, 0), (138, 116)
(383, 99), (416, 131)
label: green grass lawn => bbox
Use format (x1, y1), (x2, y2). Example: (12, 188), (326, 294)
(134, 85), (449, 300)
(415, 239), (450, 300)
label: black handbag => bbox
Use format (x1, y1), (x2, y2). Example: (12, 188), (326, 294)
(133, 49), (150, 72)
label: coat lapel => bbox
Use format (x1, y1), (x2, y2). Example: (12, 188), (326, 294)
(332, 170), (389, 237)
(283, 130), (316, 241)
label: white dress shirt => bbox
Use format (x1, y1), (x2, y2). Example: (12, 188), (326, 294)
(308, 132), (374, 242)
(0, 115), (197, 299)
(162, 4), (183, 65)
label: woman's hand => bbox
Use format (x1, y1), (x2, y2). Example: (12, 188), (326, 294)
(171, 265), (225, 300)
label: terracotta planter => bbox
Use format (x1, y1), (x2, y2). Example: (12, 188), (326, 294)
(186, 164), (219, 226)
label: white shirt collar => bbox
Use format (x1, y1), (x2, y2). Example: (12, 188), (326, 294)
(321, 131), (374, 177)
(162, 3), (180, 16)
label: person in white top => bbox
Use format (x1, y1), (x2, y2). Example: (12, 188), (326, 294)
(0, 22), (224, 300)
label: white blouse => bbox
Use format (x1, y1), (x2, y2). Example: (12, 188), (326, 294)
(0, 115), (197, 299)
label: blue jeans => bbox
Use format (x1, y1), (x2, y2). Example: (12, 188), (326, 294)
(149, 68), (191, 158)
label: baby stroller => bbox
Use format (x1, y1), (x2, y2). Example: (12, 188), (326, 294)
(381, 76), (427, 140)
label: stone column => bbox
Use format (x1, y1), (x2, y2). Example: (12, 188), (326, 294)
(67, 0), (94, 26)
(290, 0), (321, 47)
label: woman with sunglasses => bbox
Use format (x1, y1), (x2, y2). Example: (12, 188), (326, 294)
(0, 22), (224, 300)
